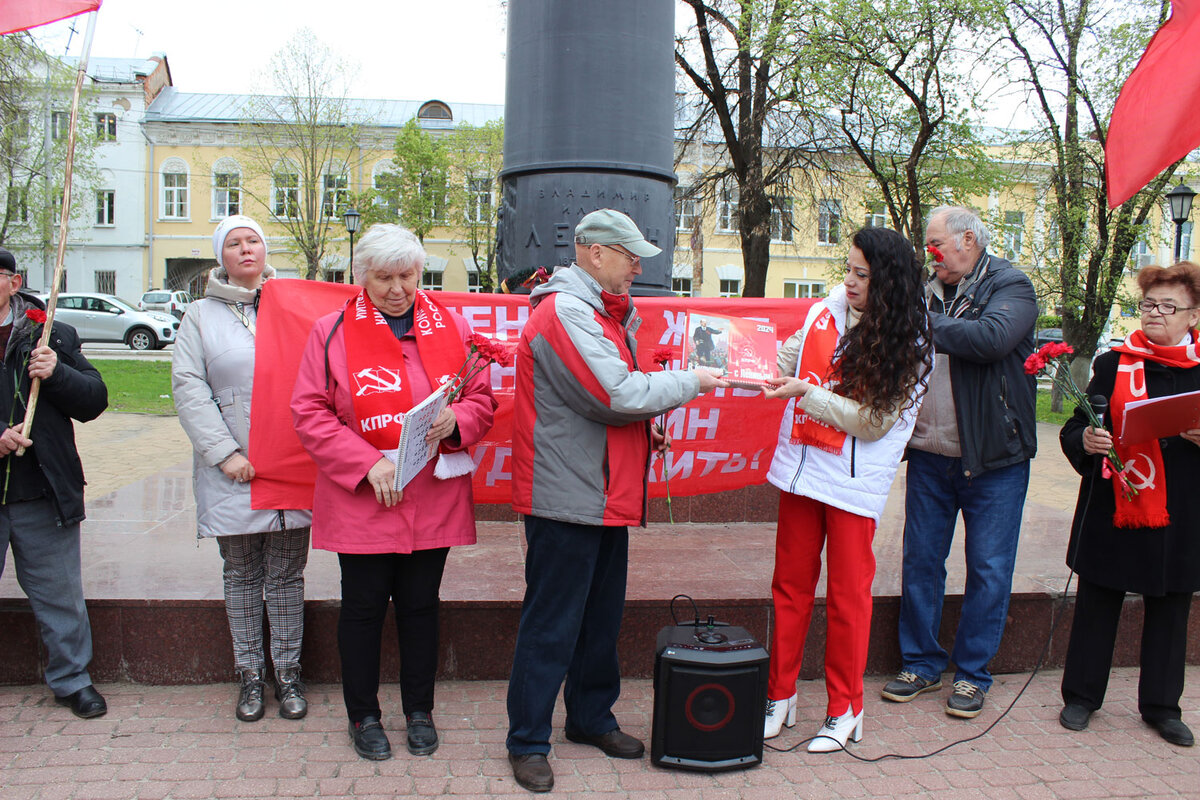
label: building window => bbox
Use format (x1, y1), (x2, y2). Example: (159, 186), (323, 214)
(213, 161), (241, 218)
(818, 199), (841, 245)
(672, 277), (693, 297)
(8, 187), (28, 224)
(322, 172), (349, 218)
(160, 161), (189, 219)
(466, 177), (492, 223)
(675, 187), (697, 233)
(51, 111), (71, 140)
(324, 268), (346, 284)
(783, 280), (825, 298)
(467, 271), (482, 292)
(419, 178), (447, 224)
(95, 113), (117, 142)
(1180, 221), (1194, 262)
(1004, 210), (1025, 262)
(770, 197), (794, 243)
(865, 202), (887, 228)
(273, 172), (300, 218)
(95, 189), (115, 226)
(417, 101), (452, 121)
(372, 162), (400, 219)
(94, 270), (116, 295)
(52, 192), (63, 225)
(421, 271), (443, 291)
(1129, 239), (1153, 269)
(719, 279), (741, 297)
(717, 183), (739, 233)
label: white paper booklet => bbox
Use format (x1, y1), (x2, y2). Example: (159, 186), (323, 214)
(379, 386), (450, 492)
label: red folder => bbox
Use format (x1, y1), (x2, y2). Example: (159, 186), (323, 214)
(1118, 388), (1200, 446)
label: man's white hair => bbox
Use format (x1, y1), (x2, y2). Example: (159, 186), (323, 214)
(929, 205), (990, 251)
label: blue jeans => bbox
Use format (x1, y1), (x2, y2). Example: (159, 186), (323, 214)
(898, 451), (1030, 691)
(506, 515), (628, 755)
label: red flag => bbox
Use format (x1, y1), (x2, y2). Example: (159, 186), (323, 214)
(1106, 0), (1200, 208)
(0, 1), (101, 35)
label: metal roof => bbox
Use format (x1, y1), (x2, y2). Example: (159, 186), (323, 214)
(144, 87), (504, 129)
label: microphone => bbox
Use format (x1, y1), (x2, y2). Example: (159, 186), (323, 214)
(1089, 394), (1108, 426)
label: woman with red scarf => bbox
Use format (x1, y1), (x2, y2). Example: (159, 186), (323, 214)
(291, 224), (497, 762)
(761, 227), (932, 751)
(1058, 261), (1200, 748)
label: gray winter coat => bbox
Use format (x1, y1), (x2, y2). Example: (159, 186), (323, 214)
(172, 267), (311, 537)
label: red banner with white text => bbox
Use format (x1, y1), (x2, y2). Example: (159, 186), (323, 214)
(249, 280), (815, 509)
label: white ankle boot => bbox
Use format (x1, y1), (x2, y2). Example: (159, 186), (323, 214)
(807, 703), (863, 752)
(763, 694), (797, 739)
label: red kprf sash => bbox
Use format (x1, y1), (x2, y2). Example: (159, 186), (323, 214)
(789, 305), (847, 453)
(1108, 327), (1200, 528)
(343, 290), (466, 451)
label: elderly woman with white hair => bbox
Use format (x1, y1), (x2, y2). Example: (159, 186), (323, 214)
(173, 215), (313, 723)
(291, 223), (497, 762)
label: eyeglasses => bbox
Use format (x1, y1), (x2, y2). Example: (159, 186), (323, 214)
(603, 245), (640, 266)
(0, 272), (15, 280)
(1138, 300), (1197, 315)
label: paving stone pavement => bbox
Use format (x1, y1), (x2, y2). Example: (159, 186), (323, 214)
(1, 669), (1198, 800)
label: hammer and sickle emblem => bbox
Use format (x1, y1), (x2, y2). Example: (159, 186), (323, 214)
(1123, 453), (1157, 491)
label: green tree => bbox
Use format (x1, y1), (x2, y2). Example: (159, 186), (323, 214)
(443, 120), (503, 292)
(999, 0), (1175, 404)
(0, 33), (98, 284)
(238, 29), (363, 280)
(382, 119), (450, 245)
(797, 0), (1005, 246)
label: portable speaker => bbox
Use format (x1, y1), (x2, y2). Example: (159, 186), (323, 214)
(650, 623), (769, 771)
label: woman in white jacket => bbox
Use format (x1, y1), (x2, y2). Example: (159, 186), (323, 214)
(172, 216), (312, 722)
(762, 226), (932, 751)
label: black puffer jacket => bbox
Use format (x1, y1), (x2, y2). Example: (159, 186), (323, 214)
(927, 253), (1039, 477)
(1, 292), (108, 525)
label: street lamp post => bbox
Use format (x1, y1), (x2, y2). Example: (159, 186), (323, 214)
(1166, 182), (1196, 263)
(342, 208), (361, 283)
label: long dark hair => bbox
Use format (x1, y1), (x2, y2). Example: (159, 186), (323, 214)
(830, 227), (932, 425)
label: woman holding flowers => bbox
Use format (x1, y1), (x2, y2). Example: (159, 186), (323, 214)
(761, 226), (932, 751)
(1057, 261), (1200, 748)
(291, 224), (497, 762)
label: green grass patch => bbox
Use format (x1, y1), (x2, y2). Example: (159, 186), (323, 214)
(94, 360), (176, 415)
(1036, 388), (1074, 427)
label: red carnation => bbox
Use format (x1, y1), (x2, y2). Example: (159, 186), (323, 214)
(24, 309), (47, 325)
(926, 244), (945, 264)
(652, 347), (674, 367)
(1023, 351), (1047, 375)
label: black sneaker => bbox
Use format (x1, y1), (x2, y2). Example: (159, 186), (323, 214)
(1059, 703), (1092, 731)
(881, 670), (942, 703)
(946, 680), (985, 718)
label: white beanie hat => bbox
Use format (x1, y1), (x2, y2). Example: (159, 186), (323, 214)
(212, 215), (266, 267)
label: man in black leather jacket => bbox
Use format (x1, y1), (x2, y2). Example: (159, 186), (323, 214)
(0, 248), (109, 719)
(880, 208), (1038, 720)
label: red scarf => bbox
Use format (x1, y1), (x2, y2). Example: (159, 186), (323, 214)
(789, 305), (846, 453)
(343, 289), (466, 451)
(1108, 327), (1200, 528)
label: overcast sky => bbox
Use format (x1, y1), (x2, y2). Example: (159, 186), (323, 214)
(30, 0), (510, 104)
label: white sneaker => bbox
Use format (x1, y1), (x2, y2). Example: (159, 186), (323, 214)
(763, 694), (797, 739)
(807, 703), (863, 752)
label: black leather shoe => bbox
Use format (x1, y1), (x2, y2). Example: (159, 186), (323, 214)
(54, 685), (107, 719)
(406, 711), (439, 755)
(1147, 718), (1194, 747)
(564, 727), (645, 758)
(1059, 703), (1092, 731)
(508, 752), (554, 792)
(350, 716), (393, 760)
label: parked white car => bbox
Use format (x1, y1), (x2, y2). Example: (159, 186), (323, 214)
(138, 289), (193, 319)
(42, 293), (179, 350)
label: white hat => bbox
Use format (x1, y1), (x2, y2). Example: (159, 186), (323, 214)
(212, 215), (266, 266)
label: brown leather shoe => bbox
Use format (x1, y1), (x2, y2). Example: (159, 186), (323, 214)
(508, 751), (554, 792)
(564, 727), (645, 758)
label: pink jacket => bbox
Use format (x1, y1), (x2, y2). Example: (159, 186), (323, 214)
(290, 307), (497, 554)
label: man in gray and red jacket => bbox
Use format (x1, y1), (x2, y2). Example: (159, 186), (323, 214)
(505, 210), (725, 792)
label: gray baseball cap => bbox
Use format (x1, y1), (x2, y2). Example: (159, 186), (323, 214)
(574, 209), (662, 258)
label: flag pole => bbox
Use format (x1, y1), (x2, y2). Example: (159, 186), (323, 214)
(15, 9), (98, 457)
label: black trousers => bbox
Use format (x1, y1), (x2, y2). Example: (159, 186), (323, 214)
(337, 548), (449, 723)
(1061, 576), (1193, 723)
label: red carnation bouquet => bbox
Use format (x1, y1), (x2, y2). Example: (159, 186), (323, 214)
(651, 347), (676, 523)
(443, 333), (516, 403)
(1023, 341), (1136, 498)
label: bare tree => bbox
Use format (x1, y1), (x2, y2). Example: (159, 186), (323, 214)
(238, 29), (363, 280)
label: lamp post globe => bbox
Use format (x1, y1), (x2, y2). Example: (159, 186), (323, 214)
(1166, 182), (1196, 263)
(342, 208), (362, 283)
